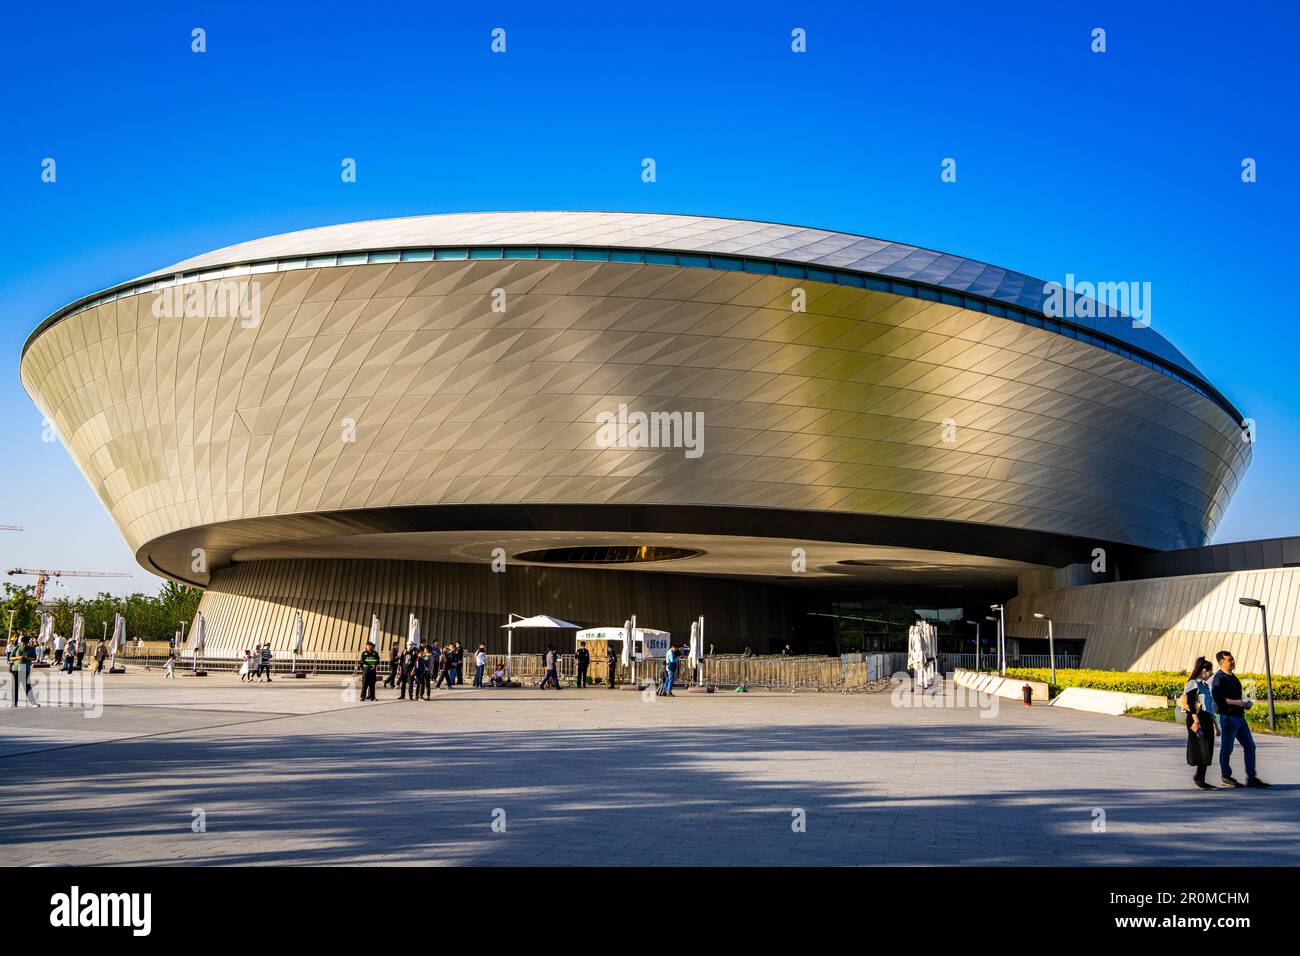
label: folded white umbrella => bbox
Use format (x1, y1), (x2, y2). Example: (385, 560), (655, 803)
(108, 613), (125, 670)
(408, 613), (420, 649)
(290, 612), (304, 673)
(368, 613), (381, 648)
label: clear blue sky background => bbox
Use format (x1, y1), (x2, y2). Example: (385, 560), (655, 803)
(1, 0), (1296, 597)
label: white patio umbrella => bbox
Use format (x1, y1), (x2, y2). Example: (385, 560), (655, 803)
(368, 614), (382, 650)
(620, 619), (632, 667)
(501, 614), (581, 678)
(407, 613), (420, 650)
(290, 612), (304, 674)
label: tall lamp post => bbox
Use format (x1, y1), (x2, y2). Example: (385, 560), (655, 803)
(1238, 597), (1277, 731)
(1032, 612), (1056, 685)
(990, 604), (1006, 675)
(963, 619), (981, 670)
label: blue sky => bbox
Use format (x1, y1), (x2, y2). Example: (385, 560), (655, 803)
(1, 0), (1296, 597)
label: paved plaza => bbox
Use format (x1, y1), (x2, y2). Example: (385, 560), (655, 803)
(1, 673), (1297, 866)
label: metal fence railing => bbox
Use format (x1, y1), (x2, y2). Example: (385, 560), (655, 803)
(938, 653), (1081, 672)
(99, 649), (923, 691)
(1012, 654), (1081, 670)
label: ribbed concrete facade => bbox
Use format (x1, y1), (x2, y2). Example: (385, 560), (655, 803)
(197, 558), (780, 659)
(1006, 567), (1300, 675)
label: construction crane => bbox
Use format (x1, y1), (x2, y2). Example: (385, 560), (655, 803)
(6, 568), (132, 603)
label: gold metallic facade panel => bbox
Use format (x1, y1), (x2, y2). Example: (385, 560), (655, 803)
(22, 257), (1247, 576)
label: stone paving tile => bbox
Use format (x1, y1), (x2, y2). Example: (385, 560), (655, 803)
(0, 674), (1297, 865)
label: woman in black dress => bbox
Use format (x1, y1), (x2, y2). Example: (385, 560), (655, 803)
(1182, 656), (1217, 790)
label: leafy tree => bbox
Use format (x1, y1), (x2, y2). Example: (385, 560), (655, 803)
(1, 583), (39, 637)
(9, 582), (205, 645)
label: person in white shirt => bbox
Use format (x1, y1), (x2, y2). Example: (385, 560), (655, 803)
(473, 645), (488, 687)
(53, 633), (67, 666)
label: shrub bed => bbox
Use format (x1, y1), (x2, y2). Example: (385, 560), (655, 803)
(1005, 667), (1300, 701)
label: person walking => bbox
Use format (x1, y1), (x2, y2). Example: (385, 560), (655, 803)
(53, 633), (66, 667)
(428, 640), (442, 688)
(575, 642), (591, 688)
(384, 643), (399, 688)
(61, 648), (76, 674)
(93, 640), (107, 674)
(453, 643), (464, 685)
(435, 643), (455, 689)
(658, 643), (681, 697)
(359, 641), (380, 701)
(1211, 650), (1269, 788)
(539, 646), (561, 690)
(75, 632), (87, 670)
(397, 645), (415, 699)
(413, 646), (431, 700)
(9, 636), (37, 707)
(259, 643), (274, 682)
(163, 652), (177, 679)
(1181, 657), (1217, 790)
(606, 645), (618, 689)
(238, 649), (252, 683)
(473, 645), (487, 687)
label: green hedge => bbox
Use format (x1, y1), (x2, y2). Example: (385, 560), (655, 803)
(1006, 667), (1300, 701)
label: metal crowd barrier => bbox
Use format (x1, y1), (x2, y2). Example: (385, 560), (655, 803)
(108, 650), (920, 691)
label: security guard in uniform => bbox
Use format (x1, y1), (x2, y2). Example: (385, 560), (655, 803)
(359, 641), (381, 701)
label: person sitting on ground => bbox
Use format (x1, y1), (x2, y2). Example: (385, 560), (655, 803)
(490, 662), (507, 687)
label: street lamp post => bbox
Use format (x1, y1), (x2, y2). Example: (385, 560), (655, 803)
(964, 619), (980, 669)
(1238, 597), (1277, 731)
(990, 604), (1006, 675)
(1033, 612), (1056, 685)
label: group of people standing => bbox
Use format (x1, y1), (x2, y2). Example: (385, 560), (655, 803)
(1181, 649), (1270, 790)
(5, 631), (112, 675)
(4, 630), (91, 670)
(379, 640), (487, 700)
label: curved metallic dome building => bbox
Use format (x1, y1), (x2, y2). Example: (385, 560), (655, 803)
(22, 212), (1250, 657)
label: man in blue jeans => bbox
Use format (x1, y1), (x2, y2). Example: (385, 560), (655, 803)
(1210, 650), (1270, 789)
(658, 643), (680, 697)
